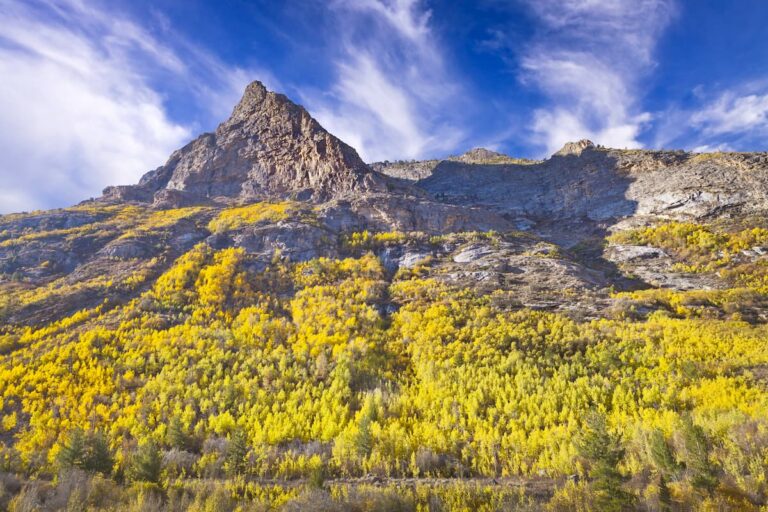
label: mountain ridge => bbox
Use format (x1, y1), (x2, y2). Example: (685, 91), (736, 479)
(91, 79), (768, 240)
(4, 80), (768, 325)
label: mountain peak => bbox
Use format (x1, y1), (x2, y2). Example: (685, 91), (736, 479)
(227, 80), (270, 121)
(451, 147), (508, 163)
(241, 79), (269, 101)
(227, 80), (301, 125)
(104, 80), (385, 206)
(554, 139), (595, 157)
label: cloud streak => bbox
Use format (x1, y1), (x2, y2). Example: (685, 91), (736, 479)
(518, 0), (675, 155)
(303, 0), (465, 162)
(654, 82), (768, 152)
(691, 91), (768, 137)
(0, 0), (266, 214)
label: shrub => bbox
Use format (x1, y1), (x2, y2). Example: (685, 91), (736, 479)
(8, 482), (47, 512)
(162, 449), (198, 479)
(546, 481), (595, 512)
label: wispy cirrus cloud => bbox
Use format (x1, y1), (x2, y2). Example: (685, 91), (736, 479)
(303, 0), (465, 162)
(691, 90), (768, 138)
(654, 81), (768, 152)
(0, 0), (267, 214)
(517, 0), (676, 155)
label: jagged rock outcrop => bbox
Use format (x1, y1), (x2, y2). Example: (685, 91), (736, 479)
(448, 147), (539, 165)
(369, 159), (439, 182)
(554, 139), (595, 156)
(104, 81), (387, 204)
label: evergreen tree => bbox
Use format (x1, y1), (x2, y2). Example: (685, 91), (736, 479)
(166, 416), (189, 451)
(225, 429), (249, 476)
(354, 416), (373, 459)
(647, 429), (679, 479)
(680, 416), (718, 494)
(84, 431), (114, 476)
(57, 429), (86, 471)
(353, 394), (378, 458)
(646, 429), (677, 511)
(130, 441), (163, 484)
(577, 412), (634, 512)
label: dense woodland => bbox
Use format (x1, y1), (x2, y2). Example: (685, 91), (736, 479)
(1, 203), (768, 510)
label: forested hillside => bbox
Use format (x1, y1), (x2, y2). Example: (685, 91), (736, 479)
(2, 203), (768, 510)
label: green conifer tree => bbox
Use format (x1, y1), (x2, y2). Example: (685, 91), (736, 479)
(129, 442), (163, 484)
(647, 429), (680, 479)
(224, 429), (249, 476)
(57, 429), (86, 471)
(577, 412), (634, 512)
(84, 431), (114, 476)
(166, 416), (189, 451)
(680, 416), (717, 494)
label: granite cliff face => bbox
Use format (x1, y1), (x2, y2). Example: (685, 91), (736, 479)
(3, 80), (768, 326)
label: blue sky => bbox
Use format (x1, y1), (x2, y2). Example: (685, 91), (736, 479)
(1, 0), (768, 213)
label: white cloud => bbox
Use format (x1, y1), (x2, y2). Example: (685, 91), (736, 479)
(335, 0), (432, 44)
(653, 84), (768, 151)
(518, 0), (675, 155)
(304, 0), (464, 162)
(0, 51), (189, 211)
(0, 0), (267, 214)
(691, 143), (733, 153)
(691, 92), (768, 136)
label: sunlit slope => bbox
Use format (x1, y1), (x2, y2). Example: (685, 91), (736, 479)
(2, 228), (768, 485)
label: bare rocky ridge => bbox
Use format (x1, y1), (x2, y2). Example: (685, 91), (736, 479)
(370, 148), (538, 182)
(369, 159), (440, 182)
(416, 142), (768, 242)
(554, 139), (596, 156)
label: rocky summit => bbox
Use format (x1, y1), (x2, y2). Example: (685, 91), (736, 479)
(4, 81), (768, 510)
(104, 81), (387, 206)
